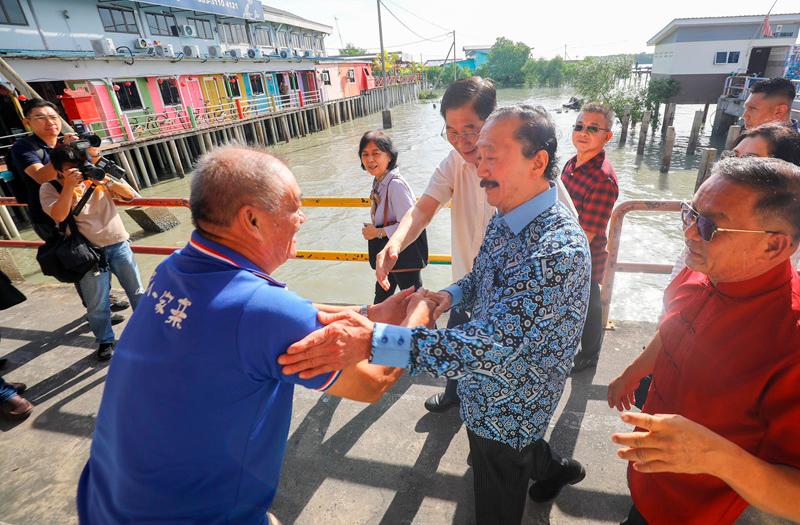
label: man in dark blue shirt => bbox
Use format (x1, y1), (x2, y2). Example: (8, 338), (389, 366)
(280, 105), (591, 524)
(77, 147), (412, 524)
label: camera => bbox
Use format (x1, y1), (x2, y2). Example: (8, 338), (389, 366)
(62, 121), (126, 182)
(70, 121), (102, 148)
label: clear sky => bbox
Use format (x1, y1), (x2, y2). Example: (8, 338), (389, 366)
(268, 0), (796, 60)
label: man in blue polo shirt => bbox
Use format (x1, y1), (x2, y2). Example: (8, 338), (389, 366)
(77, 146), (412, 525)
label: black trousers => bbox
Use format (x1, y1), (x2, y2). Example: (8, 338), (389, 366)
(578, 280), (604, 361)
(467, 430), (565, 525)
(373, 270), (422, 304)
(621, 504), (649, 525)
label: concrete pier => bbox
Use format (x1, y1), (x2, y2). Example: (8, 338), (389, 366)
(0, 285), (784, 524)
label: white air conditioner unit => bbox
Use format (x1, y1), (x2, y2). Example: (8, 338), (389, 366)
(227, 49), (242, 59)
(292, 48), (303, 56)
(278, 47), (290, 58)
(260, 46), (275, 56)
(90, 38), (117, 57)
(183, 45), (201, 58)
(180, 24), (196, 37)
(154, 44), (175, 58)
(208, 45), (223, 58)
(246, 48), (258, 59)
(134, 38), (150, 50)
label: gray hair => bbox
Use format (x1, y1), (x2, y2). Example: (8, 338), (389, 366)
(189, 144), (291, 227)
(580, 102), (615, 129)
(712, 156), (800, 241)
(486, 104), (559, 180)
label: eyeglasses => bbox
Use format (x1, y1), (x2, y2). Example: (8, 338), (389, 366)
(573, 124), (610, 134)
(680, 202), (780, 241)
(30, 115), (60, 123)
(720, 149), (760, 159)
(441, 127), (480, 142)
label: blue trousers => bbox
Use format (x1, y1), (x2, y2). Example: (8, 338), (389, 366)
(79, 241), (144, 344)
(0, 376), (16, 403)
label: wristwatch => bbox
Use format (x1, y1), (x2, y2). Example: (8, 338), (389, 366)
(358, 304), (369, 318)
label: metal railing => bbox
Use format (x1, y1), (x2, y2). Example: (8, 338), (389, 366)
(373, 75), (420, 88)
(0, 196), (452, 264)
(2, 196), (686, 318)
(600, 199), (682, 328)
(723, 75), (800, 102)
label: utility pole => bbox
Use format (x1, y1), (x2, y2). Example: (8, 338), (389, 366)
(453, 31), (457, 83)
(376, 0), (391, 128)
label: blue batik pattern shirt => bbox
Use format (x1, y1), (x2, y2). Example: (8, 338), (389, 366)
(372, 185), (590, 449)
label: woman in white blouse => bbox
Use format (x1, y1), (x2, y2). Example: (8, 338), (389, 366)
(359, 131), (422, 304)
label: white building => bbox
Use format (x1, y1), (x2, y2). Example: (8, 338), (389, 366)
(648, 13), (800, 103)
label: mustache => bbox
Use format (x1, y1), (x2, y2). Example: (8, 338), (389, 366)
(480, 179), (498, 188)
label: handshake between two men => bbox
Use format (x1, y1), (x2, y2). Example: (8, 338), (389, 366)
(278, 287), (452, 380)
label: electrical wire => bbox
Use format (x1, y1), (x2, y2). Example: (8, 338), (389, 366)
(380, 0), (450, 32)
(379, 1), (450, 42)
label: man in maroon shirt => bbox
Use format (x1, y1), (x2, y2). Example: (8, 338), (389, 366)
(608, 157), (800, 525)
(562, 102), (619, 372)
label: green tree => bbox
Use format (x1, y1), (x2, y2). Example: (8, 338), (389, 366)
(372, 51), (400, 74)
(484, 37), (531, 87)
(522, 56), (568, 88)
(572, 55), (634, 102)
(339, 43), (366, 56)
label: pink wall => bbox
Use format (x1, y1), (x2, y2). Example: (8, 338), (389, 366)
(87, 81), (124, 141)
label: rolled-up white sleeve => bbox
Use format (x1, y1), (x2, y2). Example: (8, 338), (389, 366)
(423, 154), (455, 206)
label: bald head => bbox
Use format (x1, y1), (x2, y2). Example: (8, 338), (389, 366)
(190, 145), (294, 228)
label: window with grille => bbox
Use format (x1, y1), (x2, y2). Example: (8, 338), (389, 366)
(347, 69), (355, 82)
(249, 74), (265, 95)
(714, 51), (740, 65)
(158, 78), (180, 106)
(253, 27), (273, 46)
(226, 76), (242, 98)
(0, 0), (26, 25)
(99, 6), (138, 34)
(187, 18), (213, 40)
(321, 70), (331, 85)
(219, 22), (249, 44)
(146, 12), (176, 37)
(277, 31), (289, 47)
(113, 81), (144, 111)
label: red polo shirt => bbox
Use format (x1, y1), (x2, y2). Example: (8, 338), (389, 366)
(629, 260), (800, 525)
(561, 150), (619, 283)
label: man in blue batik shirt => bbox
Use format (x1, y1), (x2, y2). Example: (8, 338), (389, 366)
(76, 147), (414, 525)
(280, 105), (591, 524)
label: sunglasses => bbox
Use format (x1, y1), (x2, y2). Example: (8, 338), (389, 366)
(573, 124), (609, 134)
(680, 202), (780, 241)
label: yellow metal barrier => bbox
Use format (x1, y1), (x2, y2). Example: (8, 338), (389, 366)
(302, 197), (370, 207)
(295, 250), (452, 265)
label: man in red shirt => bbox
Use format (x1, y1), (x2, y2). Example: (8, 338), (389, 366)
(608, 157), (800, 525)
(562, 102), (619, 372)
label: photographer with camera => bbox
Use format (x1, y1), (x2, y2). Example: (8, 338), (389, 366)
(41, 143), (143, 360)
(8, 98), (130, 321)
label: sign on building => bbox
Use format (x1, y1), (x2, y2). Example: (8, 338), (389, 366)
(138, 0), (265, 21)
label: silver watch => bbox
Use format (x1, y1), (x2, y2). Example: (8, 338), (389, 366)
(358, 304), (369, 318)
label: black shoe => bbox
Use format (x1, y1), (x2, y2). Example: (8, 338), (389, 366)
(111, 313), (125, 325)
(96, 342), (115, 361)
(424, 392), (459, 413)
(9, 382), (26, 394)
(528, 459), (586, 502)
(110, 298), (130, 312)
(0, 358), (6, 370)
(571, 354), (598, 374)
